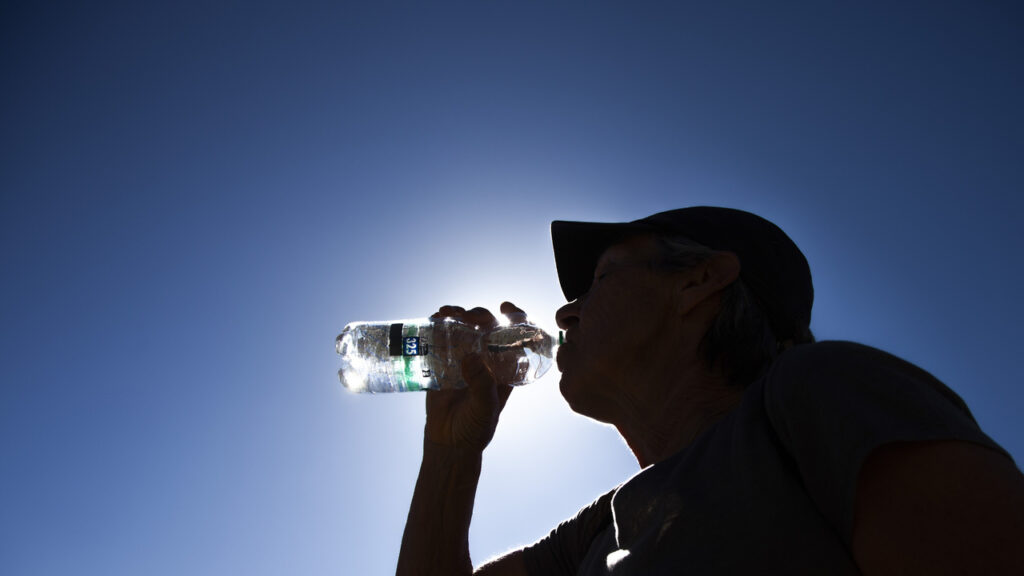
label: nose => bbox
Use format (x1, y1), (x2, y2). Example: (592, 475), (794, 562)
(556, 298), (581, 331)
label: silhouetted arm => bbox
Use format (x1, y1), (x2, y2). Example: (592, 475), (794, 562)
(397, 304), (527, 576)
(852, 440), (1024, 575)
(396, 440), (481, 576)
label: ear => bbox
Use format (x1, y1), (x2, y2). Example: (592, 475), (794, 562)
(675, 251), (741, 315)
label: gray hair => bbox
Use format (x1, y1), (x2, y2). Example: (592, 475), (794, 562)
(653, 235), (814, 386)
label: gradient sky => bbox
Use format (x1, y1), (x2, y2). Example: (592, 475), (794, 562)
(2, 2), (1022, 575)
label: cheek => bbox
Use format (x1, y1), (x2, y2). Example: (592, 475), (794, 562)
(583, 284), (667, 345)
(578, 303), (618, 361)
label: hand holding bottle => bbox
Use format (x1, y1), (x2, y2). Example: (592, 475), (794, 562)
(423, 302), (528, 451)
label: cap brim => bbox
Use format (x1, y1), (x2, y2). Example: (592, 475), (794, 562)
(551, 219), (656, 302)
(552, 206), (814, 343)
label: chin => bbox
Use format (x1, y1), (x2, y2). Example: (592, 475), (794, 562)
(558, 373), (613, 424)
(558, 373), (585, 412)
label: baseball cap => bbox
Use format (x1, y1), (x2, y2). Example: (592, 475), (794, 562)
(550, 206), (813, 343)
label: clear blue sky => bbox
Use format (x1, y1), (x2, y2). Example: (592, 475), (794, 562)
(2, 1), (1022, 574)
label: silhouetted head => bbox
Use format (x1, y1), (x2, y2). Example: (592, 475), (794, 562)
(552, 207), (814, 423)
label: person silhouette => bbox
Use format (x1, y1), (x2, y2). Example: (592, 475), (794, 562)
(397, 207), (1024, 575)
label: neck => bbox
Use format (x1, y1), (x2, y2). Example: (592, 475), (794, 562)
(613, 366), (743, 468)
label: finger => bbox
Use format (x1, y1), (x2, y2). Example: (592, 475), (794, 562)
(463, 353), (514, 415)
(465, 306), (499, 330)
(430, 305), (466, 321)
(425, 386), (457, 415)
(462, 352), (495, 389)
(440, 305), (466, 317)
(500, 301), (529, 325)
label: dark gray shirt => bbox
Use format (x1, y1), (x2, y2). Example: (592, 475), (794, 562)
(522, 341), (1010, 575)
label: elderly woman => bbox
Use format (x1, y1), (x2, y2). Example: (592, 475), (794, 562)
(396, 207), (1023, 575)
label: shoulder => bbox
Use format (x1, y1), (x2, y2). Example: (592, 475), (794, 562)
(519, 489), (615, 576)
(757, 340), (1011, 546)
(770, 340), (938, 380)
(763, 340), (975, 424)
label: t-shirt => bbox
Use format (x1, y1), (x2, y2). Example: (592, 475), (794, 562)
(521, 341), (1012, 575)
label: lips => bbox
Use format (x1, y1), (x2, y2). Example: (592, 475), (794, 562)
(556, 342), (572, 372)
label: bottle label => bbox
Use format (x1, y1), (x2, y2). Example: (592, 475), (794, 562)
(389, 323), (428, 357)
(403, 336), (421, 356)
(388, 323), (405, 356)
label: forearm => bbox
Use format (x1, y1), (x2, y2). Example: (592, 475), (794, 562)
(396, 439), (483, 576)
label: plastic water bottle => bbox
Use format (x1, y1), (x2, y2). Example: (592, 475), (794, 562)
(335, 318), (557, 393)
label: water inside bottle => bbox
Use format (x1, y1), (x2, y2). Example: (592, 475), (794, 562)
(337, 319), (555, 393)
(336, 321), (440, 393)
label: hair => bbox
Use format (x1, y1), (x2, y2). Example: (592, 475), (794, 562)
(653, 235), (815, 387)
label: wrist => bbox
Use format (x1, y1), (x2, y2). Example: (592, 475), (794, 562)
(423, 436), (485, 465)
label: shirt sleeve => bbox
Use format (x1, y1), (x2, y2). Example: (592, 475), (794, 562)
(763, 341), (1012, 547)
(520, 489), (616, 576)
